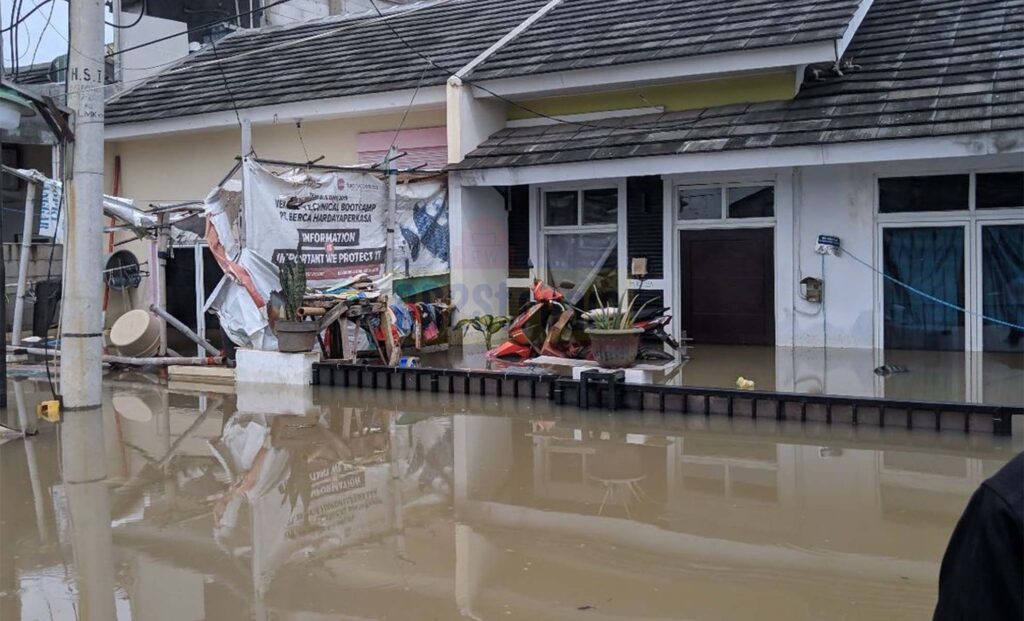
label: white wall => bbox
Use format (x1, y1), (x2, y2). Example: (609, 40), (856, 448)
(448, 179), (509, 334)
(117, 14), (189, 86)
(790, 164), (876, 348)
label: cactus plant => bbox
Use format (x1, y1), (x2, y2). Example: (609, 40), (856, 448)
(278, 247), (307, 322)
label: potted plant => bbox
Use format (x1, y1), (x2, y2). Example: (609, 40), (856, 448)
(274, 250), (319, 353)
(583, 288), (651, 368)
(455, 314), (511, 350)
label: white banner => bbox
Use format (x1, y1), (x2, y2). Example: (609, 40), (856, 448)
(396, 179), (449, 279)
(246, 160), (388, 288)
(37, 178), (65, 239)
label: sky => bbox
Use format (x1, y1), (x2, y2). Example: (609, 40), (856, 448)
(2, 0), (114, 70)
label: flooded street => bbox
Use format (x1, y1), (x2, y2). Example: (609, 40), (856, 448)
(0, 375), (1019, 620)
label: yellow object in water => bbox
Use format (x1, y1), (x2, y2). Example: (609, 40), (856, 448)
(37, 400), (61, 423)
(736, 377), (756, 390)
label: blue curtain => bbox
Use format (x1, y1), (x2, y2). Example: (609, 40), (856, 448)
(884, 227), (965, 351)
(982, 225), (1024, 353)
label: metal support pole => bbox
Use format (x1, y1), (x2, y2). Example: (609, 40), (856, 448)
(240, 119), (253, 249)
(1, 130), (6, 409)
(61, 0), (107, 418)
(194, 242), (206, 357)
(383, 145), (398, 295)
(11, 181), (37, 346)
(150, 304), (219, 357)
(155, 213), (168, 356)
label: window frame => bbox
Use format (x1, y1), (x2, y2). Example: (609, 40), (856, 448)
(676, 181), (777, 226)
(532, 181), (629, 303)
(872, 168), (1024, 362)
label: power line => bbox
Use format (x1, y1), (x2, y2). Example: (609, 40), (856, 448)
(27, 0), (55, 68)
(365, 0), (727, 135)
(106, 0), (147, 29)
(106, 0), (296, 58)
(0, 0), (51, 34)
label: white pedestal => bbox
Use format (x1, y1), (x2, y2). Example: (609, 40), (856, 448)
(571, 366), (654, 385)
(235, 349), (321, 387)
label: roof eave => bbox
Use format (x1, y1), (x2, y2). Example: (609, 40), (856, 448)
(467, 40), (839, 101)
(104, 85), (448, 141)
(450, 132), (1024, 186)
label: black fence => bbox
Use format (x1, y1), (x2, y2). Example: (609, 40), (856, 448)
(313, 363), (1024, 436)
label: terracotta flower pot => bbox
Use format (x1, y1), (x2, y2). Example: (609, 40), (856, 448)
(586, 328), (642, 368)
(275, 320), (320, 353)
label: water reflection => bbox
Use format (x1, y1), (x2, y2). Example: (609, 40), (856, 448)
(0, 377), (1017, 620)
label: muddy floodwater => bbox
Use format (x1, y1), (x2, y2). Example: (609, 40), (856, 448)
(0, 374), (1019, 620)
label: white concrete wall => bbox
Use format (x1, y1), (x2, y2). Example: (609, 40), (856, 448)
(790, 164), (876, 348)
(264, 0), (330, 25)
(117, 14), (189, 86)
(449, 179), (509, 333)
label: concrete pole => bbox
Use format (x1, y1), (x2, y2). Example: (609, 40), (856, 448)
(61, 408), (117, 621)
(11, 181), (37, 346)
(61, 0), (106, 413)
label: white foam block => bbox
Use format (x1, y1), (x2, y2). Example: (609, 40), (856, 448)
(235, 349), (321, 386)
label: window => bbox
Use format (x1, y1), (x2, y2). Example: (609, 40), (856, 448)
(679, 188), (721, 220)
(678, 184), (774, 220)
(728, 186), (774, 218)
(977, 172), (1024, 209)
(542, 187), (620, 304)
(878, 175), (970, 213)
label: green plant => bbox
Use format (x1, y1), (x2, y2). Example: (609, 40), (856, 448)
(455, 314), (511, 349)
(586, 286), (655, 331)
(278, 247), (307, 322)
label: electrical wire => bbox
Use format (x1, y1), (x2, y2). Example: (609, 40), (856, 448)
(841, 246), (1024, 332)
(0, 0), (48, 33)
(364, 0), (721, 134)
(208, 35), (254, 156)
(387, 64), (429, 156)
(27, 0), (55, 69)
(107, 0), (296, 58)
(106, 0), (146, 29)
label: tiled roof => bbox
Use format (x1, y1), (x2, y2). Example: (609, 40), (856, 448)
(105, 0), (547, 125)
(466, 0), (865, 81)
(453, 0), (1024, 170)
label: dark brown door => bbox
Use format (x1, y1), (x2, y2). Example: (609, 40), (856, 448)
(680, 228), (774, 345)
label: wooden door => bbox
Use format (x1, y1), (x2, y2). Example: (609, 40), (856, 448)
(679, 228), (775, 345)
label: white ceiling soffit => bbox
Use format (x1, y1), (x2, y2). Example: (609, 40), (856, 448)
(104, 86), (447, 140)
(469, 40), (838, 100)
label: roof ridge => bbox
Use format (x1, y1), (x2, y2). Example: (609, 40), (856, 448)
(455, 0), (565, 81)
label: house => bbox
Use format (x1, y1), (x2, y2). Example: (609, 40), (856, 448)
(105, 0), (1023, 394)
(443, 0), (1023, 394)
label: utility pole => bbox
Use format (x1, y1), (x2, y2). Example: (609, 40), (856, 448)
(62, 1), (106, 416)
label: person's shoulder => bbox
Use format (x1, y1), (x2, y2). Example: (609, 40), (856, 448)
(981, 451), (1024, 521)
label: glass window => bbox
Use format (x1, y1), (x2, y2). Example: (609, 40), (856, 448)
(878, 175), (969, 213)
(545, 191), (577, 226)
(582, 188), (618, 225)
(728, 186), (774, 218)
(883, 226), (965, 351)
(981, 225), (1023, 354)
(679, 188), (721, 220)
(977, 172), (1024, 209)
(544, 232), (617, 305)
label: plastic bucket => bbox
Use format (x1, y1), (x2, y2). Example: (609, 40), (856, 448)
(109, 309), (161, 357)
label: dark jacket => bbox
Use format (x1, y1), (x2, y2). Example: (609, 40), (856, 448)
(934, 451), (1023, 621)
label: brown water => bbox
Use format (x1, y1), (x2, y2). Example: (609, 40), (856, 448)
(0, 375), (1019, 620)
(428, 345), (1024, 407)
